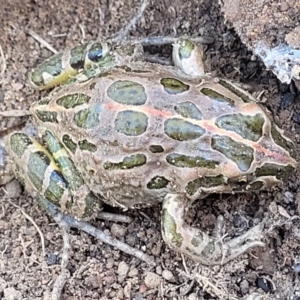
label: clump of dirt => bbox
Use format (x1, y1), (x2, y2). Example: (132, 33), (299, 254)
(0, 0), (300, 299)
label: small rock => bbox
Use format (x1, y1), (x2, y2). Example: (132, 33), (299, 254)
(84, 275), (101, 289)
(11, 82), (24, 91)
(139, 284), (147, 294)
(279, 2), (289, 11)
(111, 223), (126, 238)
(162, 269), (176, 282)
(128, 267), (138, 277)
(46, 253), (59, 265)
(124, 281), (132, 298)
(240, 279), (250, 295)
(144, 272), (162, 289)
(106, 257), (114, 269)
(156, 265), (162, 275)
(256, 277), (272, 292)
(4, 287), (22, 300)
(118, 261), (130, 279)
(116, 288), (124, 299)
(4, 179), (22, 198)
(188, 293), (198, 300)
(284, 191), (294, 203)
(104, 275), (116, 285)
(0, 276), (7, 290)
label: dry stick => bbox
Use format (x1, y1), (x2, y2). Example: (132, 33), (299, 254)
(4, 195), (46, 255)
(51, 213), (71, 300)
(97, 211), (132, 223)
(25, 29), (58, 54)
(112, 0), (149, 42)
(0, 43), (7, 76)
(38, 196), (155, 265)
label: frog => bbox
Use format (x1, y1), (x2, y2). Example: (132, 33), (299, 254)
(1, 38), (297, 265)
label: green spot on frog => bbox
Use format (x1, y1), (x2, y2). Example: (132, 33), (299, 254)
(44, 131), (84, 190)
(78, 139), (97, 152)
(271, 126), (296, 158)
(115, 110), (148, 136)
(201, 87), (234, 106)
(73, 105), (100, 129)
(35, 110), (58, 123)
(162, 208), (183, 247)
(216, 113), (264, 142)
(166, 153), (219, 168)
(164, 118), (205, 141)
(255, 163), (295, 180)
(185, 175), (226, 195)
(30, 52), (63, 87)
(148, 145), (164, 153)
(211, 135), (254, 172)
(218, 79), (253, 103)
(10, 133), (33, 158)
(160, 78), (190, 95)
(27, 151), (51, 190)
(103, 154), (147, 170)
(147, 176), (169, 189)
(175, 101), (202, 120)
(56, 93), (91, 109)
(62, 135), (77, 154)
(44, 170), (68, 207)
(248, 181), (264, 190)
(107, 80), (147, 105)
(70, 43), (88, 69)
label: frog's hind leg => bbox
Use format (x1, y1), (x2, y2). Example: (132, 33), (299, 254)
(162, 193), (265, 265)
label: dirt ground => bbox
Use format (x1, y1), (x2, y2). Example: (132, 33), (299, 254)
(0, 0), (300, 299)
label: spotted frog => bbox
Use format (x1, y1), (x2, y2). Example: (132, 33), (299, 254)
(1, 39), (297, 265)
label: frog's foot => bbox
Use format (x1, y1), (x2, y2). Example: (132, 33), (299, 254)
(162, 193), (265, 265)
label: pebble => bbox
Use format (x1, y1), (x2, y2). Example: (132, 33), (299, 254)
(279, 2), (289, 11)
(240, 279), (250, 294)
(118, 261), (130, 279)
(162, 269), (176, 282)
(128, 267), (139, 277)
(144, 272), (162, 288)
(111, 223), (126, 238)
(4, 179), (22, 198)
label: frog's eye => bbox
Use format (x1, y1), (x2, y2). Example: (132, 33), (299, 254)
(87, 42), (109, 63)
(172, 38), (205, 77)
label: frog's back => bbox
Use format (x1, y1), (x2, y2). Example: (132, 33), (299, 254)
(31, 62), (296, 208)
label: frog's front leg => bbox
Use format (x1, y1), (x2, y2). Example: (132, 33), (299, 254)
(162, 193), (265, 265)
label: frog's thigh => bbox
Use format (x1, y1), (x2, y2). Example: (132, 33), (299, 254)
(162, 193), (265, 265)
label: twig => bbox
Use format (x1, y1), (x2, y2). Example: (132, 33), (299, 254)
(25, 29), (57, 54)
(51, 213), (71, 300)
(98, 211), (132, 223)
(0, 43), (7, 77)
(38, 196), (155, 265)
(112, 0), (149, 42)
(5, 196), (45, 255)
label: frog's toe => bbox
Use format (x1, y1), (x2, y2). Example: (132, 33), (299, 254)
(162, 193), (265, 265)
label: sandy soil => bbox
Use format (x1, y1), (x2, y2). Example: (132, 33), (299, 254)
(0, 0), (300, 299)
